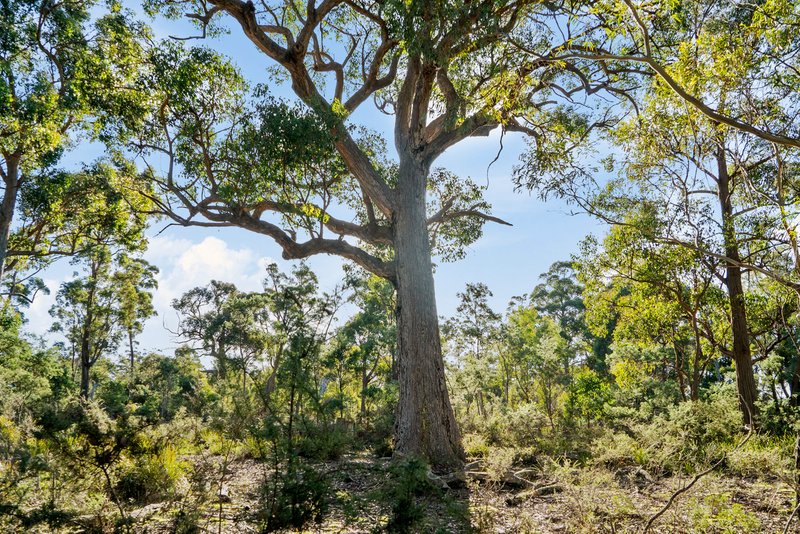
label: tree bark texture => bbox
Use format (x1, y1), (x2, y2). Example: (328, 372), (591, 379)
(0, 158), (20, 280)
(80, 345), (91, 400)
(716, 147), (758, 426)
(392, 158), (464, 470)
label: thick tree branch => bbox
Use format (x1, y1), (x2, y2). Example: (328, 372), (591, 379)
(432, 208), (513, 227)
(553, 45), (800, 149)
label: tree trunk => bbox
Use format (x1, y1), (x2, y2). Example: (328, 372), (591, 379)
(716, 147), (758, 426)
(690, 321), (703, 401)
(128, 330), (136, 377)
(79, 263), (100, 400)
(392, 158), (464, 470)
(80, 346), (91, 400)
(0, 158), (20, 280)
(502, 359), (510, 406)
(691, 341), (702, 401)
(673, 342), (688, 402)
(360, 364), (368, 421)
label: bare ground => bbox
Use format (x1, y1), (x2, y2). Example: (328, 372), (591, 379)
(129, 453), (798, 533)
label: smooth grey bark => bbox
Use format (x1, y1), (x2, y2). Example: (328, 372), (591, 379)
(392, 157), (464, 470)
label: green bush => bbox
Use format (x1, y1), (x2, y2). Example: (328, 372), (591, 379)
(591, 429), (649, 469)
(462, 433), (489, 459)
(297, 420), (352, 461)
(727, 434), (793, 480)
(665, 386), (741, 448)
(257, 462), (330, 532)
(460, 403), (547, 448)
(383, 457), (433, 533)
(116, 445), (186, 503)
(689, 493), (761, 533)
(566, 368), (613, 425)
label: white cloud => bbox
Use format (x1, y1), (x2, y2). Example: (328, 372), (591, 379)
(142, 234), (194, 262)
(147, 236), (273, 304)
(141, 236), (276, 352)
(23, 277), (62, 339)
(19, 234), (343, 355)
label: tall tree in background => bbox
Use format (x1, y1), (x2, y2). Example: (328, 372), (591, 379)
(47, 162), (154, 398)
(592, 100), (793, 423)
(51, 249), (157, 399)
(172, 280), (239, 379)
(332, 272), (395, 421)
(136, 0), (620, 467)
(522, 1), (800, 425)
(504, 300), (568, 427)
(0, 0), (145, 278)
(114, 254), (158, 374)
(530, 261), (602, 371)
(443, 283), (501, 415)
(580, 224), (728, 403)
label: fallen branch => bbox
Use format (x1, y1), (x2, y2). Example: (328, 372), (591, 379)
(785, 501), (800, 534)
(433, 461), (548, 491)
(506, 483), (565, 506)
(642, 426), (753, 533)
(464, 469), (536, 488)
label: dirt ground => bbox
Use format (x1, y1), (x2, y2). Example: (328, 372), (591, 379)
(129, 453), (798, 533)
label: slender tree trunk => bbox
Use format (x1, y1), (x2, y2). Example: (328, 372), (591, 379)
(392, 158), (464, 470)
(673, 342), (688, 402)
(502, 358), (510, 406)
(691, 342), (702, 402)
(360, 365), (368, 421)
(716, 147), (758, 426)
(770, 379), (782, 417)
(80, 264), (99, 400)
(0, 158), (20, 280)
(690, 320), (703, 401)
(544, 383), (555, 430)
(80, 347), (91, 399)
(128, 330), (136, 377)
(70, 342), (77, 379)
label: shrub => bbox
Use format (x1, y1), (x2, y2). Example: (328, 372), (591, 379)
(116, 445), (186, 504)
(462, 433), (489, 459)
(727, 434), (793, 480)
(502, 403), (549, 447)
(383, 457), (433, 533)
(257, 462), (330, 532)
(484, 447), (515, 483)
(591, 429), (649, 469)
(689, 493), (761, 533)
(297, 420), (352, 461)
(595, 386), (743, 476)
(461, 403), (547, 448)
(566, 368), (613, 425)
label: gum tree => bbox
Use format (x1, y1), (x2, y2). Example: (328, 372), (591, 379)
(555, 0), (800, 149)
(138, 0), (620, 468)
(0, 0), (145, 278)
(521, 0), (800, 426)
(47, 161), (154, 399)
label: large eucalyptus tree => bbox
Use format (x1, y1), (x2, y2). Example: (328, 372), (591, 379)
(137, 0), (620, 468)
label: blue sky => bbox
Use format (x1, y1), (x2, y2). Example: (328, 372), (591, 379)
(22, 4), (606, 354)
